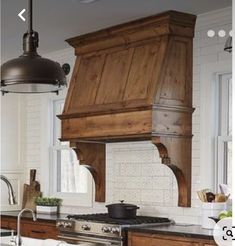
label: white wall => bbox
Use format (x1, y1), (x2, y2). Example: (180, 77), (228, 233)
(1, 7), (232, 223)
(0, 95), (26, 210)
(23, 49), (76, 192)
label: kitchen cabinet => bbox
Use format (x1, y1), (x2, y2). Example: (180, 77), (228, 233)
(128, 232), (217, 246)
(0, 216), (58, 240)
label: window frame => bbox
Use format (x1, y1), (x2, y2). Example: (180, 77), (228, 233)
(215, 74), (232, 190)
(217, 136), (232, 186)
(200, 61), (232, 191)
(49, 99), (93, 207)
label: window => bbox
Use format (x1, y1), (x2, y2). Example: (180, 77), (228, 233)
(50, 99), (92, 206)
(200, 61), (232, 192)
(216, 74), (232, 193)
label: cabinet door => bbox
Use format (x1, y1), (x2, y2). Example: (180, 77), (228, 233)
(0, 217), (17, 231)
(0, 218), (9, 229)
(22, 223), (58, 239)
(0, 217), (58, 240)
(130, 235), (199, 246)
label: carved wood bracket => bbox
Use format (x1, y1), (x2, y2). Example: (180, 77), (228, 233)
(152, 136), (191, 207)
(71, 142), (106, 202)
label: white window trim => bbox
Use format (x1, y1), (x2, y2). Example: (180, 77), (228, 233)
(49, 145), (93, 207)
(200, 61), (232, 190)
(50, 98), (93, 207)
(40, 95), (93, 207)
(216, 73), (232, 190)
(216, 136), (232, 186)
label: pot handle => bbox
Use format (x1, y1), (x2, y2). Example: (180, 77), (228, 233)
(126, 206), (140, 210)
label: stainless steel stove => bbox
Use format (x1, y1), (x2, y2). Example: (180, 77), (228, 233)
(56, 213), (173, 245)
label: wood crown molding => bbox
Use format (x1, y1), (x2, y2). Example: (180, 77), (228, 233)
(66, 11), (196, 55)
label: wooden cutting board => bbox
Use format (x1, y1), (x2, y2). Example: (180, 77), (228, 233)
(22, 169), (42, 210)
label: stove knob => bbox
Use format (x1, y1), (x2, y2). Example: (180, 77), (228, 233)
(102, 226), (111, 233)
(111, 227), (120, 234)
(56, 222), (63, 227)
(82, 224), (91, 231)
(64, 222), (72, 228)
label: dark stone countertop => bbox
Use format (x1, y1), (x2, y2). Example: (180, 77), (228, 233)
(1, 212), (214, 241)
(128, 223), (214, 240)
(0, 210), (69, 223)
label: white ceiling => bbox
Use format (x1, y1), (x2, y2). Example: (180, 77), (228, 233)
(1, 0), (232, 62)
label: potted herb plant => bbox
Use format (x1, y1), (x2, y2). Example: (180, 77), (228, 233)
(35, 197), (62, 214)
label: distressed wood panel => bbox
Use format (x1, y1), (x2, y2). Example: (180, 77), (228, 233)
(95, 49), (133, 104)
(69, 54), (105, 111)
(152, 107), (193, 136)
(123, 42), (160, 101)
(61, 110), (152, 140)
(0, 217), (58, 240)
(128, 232), (216, 246)
(156, 37), (193, 107)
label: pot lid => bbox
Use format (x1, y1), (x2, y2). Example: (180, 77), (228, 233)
(106, 200), (139, 208)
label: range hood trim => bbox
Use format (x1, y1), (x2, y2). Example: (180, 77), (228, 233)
(66, 10), (196, 55)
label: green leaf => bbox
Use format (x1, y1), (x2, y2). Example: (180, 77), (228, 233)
(34, 197), (62, 206)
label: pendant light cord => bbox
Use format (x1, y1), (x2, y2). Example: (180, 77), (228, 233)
(23, 0), (38, 53)
(28, 0), (33, 33)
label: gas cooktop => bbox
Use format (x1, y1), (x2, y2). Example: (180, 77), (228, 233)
(57, 213), (173, 245)
(66, 213), (171, 225)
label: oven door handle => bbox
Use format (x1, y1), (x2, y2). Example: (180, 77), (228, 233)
(58, 235), (121, 245)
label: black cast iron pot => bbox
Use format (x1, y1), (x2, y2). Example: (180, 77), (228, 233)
(106, 200), (140, 219)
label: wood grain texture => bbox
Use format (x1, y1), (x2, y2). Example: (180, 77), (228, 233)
(152, 106), (193, 137)
(61, 110), (152, 140)
(71, 142), (106, 202)
(123, 43), (160, 101)
(128, 232), (217, 246)
(22, 169), (42, 210)
(95, 49), (134, 104)
(60, 10), (196, 206)
(67, 11), (196, 54)
(152, 136), (192, 207)
(155, 36), (193, 107)
(0, 217), (58, 240)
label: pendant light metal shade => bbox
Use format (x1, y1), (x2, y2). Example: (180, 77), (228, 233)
(1, 55), (66, 94)
(0, 0), (66, 94)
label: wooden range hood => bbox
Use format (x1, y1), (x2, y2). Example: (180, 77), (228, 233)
(59, 11), (196, 207)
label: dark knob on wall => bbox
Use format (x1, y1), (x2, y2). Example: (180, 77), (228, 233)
(62, 63), (70, 76)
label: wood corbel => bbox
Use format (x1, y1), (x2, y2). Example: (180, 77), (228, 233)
(70, 142), (106, 202)
(152, 136), (192, 207)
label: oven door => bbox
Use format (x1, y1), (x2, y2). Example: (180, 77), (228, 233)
(58, 234), (122, 246)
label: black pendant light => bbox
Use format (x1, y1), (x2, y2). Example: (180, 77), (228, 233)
(0, 0), (67, 95)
